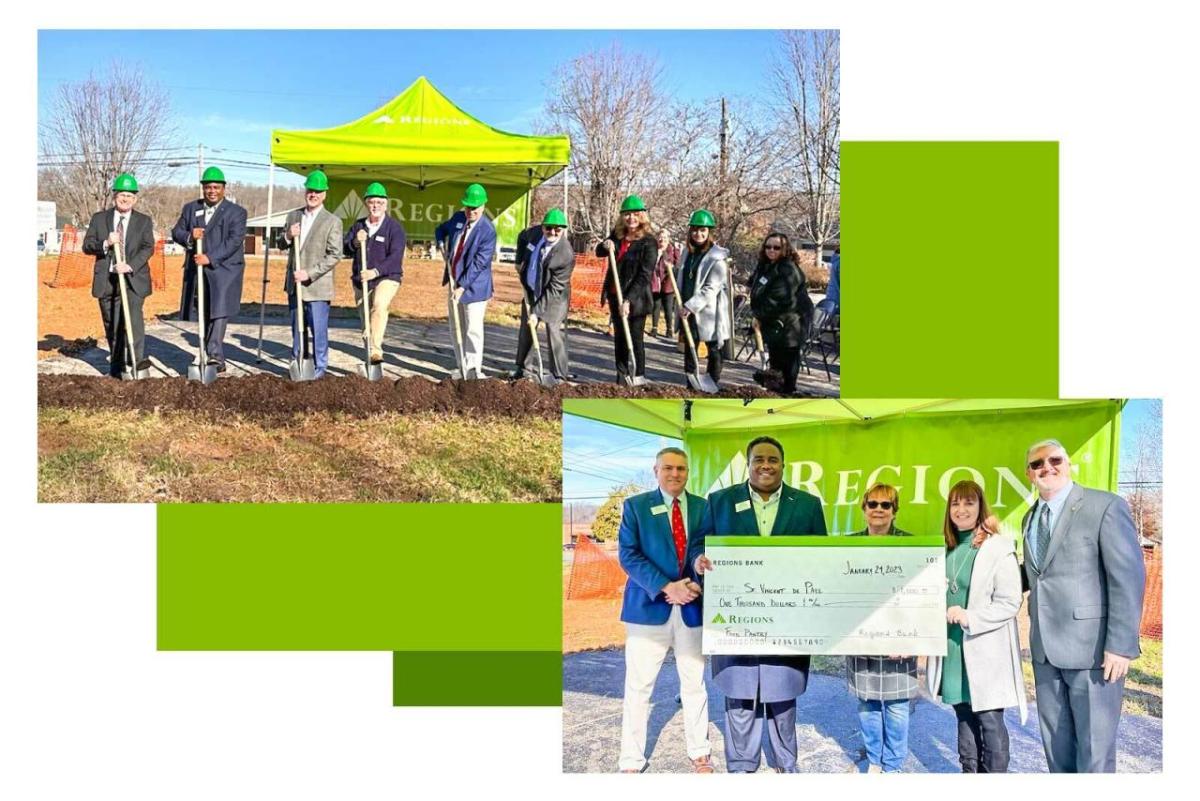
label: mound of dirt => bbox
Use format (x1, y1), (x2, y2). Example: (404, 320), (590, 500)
(37, 374), (777, 418)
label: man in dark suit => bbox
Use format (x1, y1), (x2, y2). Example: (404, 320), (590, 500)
(1021, 438), (1145, 772)
(171, 166), (248, 372)
(690, 435), (828, 773)
(81, 173), (156, 377)
(434, 183), (496, 378)
(617, 447), (713, 774)
(513, 208), (574, 380)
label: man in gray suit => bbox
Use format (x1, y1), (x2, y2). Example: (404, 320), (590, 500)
(276, 170), (343, 379)
(513, 208), (574, 381)
(1021, 438), (1145, 772)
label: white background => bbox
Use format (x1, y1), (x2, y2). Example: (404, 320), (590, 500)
(7, 1), (1192, 796)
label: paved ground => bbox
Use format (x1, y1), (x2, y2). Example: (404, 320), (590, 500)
(36, 312), (840, 395)
(562, 649), (1162, 773)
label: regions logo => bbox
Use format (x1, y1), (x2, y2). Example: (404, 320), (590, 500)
(711, 613), (726, 624)
(333, 190), (367, 225)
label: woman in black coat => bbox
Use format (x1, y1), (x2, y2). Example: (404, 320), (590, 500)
(749, 232), (814, 394)
(596, 195), (659, 383)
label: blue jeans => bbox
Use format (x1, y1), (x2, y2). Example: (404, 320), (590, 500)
(858, 699), (910, 772)
(290, 298), (330, 378)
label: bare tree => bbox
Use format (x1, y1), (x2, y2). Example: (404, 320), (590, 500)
(542, 44), (669, 239)
(771, 30), (840, 257)
(39, 61), (180, 223)
(1123, 400), (1163, 544)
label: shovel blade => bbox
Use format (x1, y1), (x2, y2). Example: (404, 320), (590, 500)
(686, 372), (720, 394)
(535, 373), (559, 388)
(289, 358), (317, 382)
(120, 367), (151, 381)
(187, 364), (219, 385)
(358, 363), (384, 381)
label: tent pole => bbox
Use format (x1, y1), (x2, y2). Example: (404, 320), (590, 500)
(255, 160), (275, 363)
(563, 164), (568, 212)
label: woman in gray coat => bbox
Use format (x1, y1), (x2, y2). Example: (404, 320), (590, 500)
(926, 480), (1028, 772)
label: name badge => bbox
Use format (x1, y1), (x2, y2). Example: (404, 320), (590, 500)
(455, 222), (463, 229)
(527, 243), (536, 252)
(375, 235), (386, 243)
(650, 505), (668, 515)
(735, 500), (752, 513)
(194, 209), (204, 217)
(758, 276), (768, 285)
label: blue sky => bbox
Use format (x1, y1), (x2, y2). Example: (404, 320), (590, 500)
(563, 399), (1162, 503)
(38, 29), (784, 188)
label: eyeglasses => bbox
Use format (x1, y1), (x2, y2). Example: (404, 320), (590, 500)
(1028, 454), (1067, 471)
(306, 189), (324, 195)
(545, 226), (564, 232)
(764, 244), (783, 251)
(865, 500), (894, 510)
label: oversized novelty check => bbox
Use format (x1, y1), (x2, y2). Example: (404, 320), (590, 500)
(701, 536), (947, 656)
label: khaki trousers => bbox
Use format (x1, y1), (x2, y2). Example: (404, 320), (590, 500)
(354, 278), (400, 358)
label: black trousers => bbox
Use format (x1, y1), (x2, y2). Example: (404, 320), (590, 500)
(682, 318), (722, 383)
(98, 282), (145, 375)
(650, 292), (674, 336)
(613, 313), (647, 379)
(953, 703), (1010, 772)
(766, 343), (801, 395)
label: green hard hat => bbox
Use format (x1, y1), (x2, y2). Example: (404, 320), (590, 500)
(542, 208), (568, 227)
(200, 166), (226, 184)
(364, 181), (388, 199)
(112, 173), (138, 193)
(688, 208), (716, 228)
(461, 183), (488, 208)
(304, 170), (329, 192)
(620, 194), (646, 213)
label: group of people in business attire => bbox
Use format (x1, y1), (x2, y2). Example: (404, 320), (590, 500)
(616, 437), (1146, 773)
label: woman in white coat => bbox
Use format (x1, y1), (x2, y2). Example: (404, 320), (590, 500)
(926, 479), (1028, 773)
(675, 209), (730, 386)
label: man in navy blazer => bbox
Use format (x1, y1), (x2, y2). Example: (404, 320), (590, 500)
(690, 435), (828, 773)
(617, 447), (713, 774)
(435, 183), (496, 378)
(170, 167), (247, 372)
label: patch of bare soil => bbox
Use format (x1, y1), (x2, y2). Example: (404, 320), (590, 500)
(37, 374), (777, 418)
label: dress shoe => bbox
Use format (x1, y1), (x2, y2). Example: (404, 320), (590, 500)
(136, 359), (152, 371)
(369, 353), (383, 365)
(691, 755), (715, 774)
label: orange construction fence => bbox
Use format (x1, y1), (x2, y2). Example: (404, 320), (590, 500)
(1141, 547), (1162, 640)
(564, 535), (626, 601)
(569, 255), (608, 313)
(48, 224), (168, 292)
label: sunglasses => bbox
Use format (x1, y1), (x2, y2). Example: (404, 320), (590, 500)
(865, 500), (894, 510)
(1028, 454), (1067, 471)
(545, 226), (564, 232)
(764, 244), (783, 251)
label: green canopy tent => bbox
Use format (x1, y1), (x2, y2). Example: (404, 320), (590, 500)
(266, 75), (570, 244)
(563, 398), (1125, 535)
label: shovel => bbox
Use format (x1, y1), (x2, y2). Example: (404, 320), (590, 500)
(112, 236), (149, 380)
(186, 232), (218, 385)
(356, 236), (383, 381)
(445, 249), (478, 380)
(605, 248), (646, 387)
(664, 261), (719, 394)
(287, 240), (317, 382)
(522, 294), (558, 388)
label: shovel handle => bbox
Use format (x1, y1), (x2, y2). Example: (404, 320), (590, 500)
(664, 261), (701, 355)
(605, 249), (638, 359)
(114, 238), (138, 373)
(195, 236), (207, 364)
(359, 238), (372, 357)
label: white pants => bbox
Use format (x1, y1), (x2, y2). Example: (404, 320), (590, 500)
(447, 294), (487, 374)
(618, 605), (710, 771)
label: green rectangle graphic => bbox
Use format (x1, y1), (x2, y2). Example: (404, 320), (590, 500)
(157, 503), (561, 652)
(393, 651), (562, 706)
(840, 141), (1059, 397)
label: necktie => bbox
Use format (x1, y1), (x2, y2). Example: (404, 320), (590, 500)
(670, 498), (687, 575)
(1035, 502), (1051, 569)
(116, 215), (126, 244)
(452, 225), (470, 280)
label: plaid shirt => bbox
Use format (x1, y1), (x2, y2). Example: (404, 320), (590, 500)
(844, 526), (920, 701)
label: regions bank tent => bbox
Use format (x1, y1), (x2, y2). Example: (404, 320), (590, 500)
(563, 398), (1124, 536)
(267, 76), (570, 243)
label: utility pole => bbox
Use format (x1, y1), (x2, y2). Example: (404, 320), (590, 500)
(197, 143), (204, 183)
(719, 98), (735, 359)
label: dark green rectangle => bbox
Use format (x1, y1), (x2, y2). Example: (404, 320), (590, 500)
(158, 503), (561, 652)
(392, 651), (562, 706)
(841, 141), (1059, 397)
(707, 536), (945, 548)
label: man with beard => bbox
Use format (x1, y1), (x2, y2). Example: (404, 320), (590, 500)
(81, 173), (155, 377)
(1021, 438), (1145, 772)
(171, 166), (247, 372)
(689, 436), (827, 773)
(512, 208), (574, 381)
